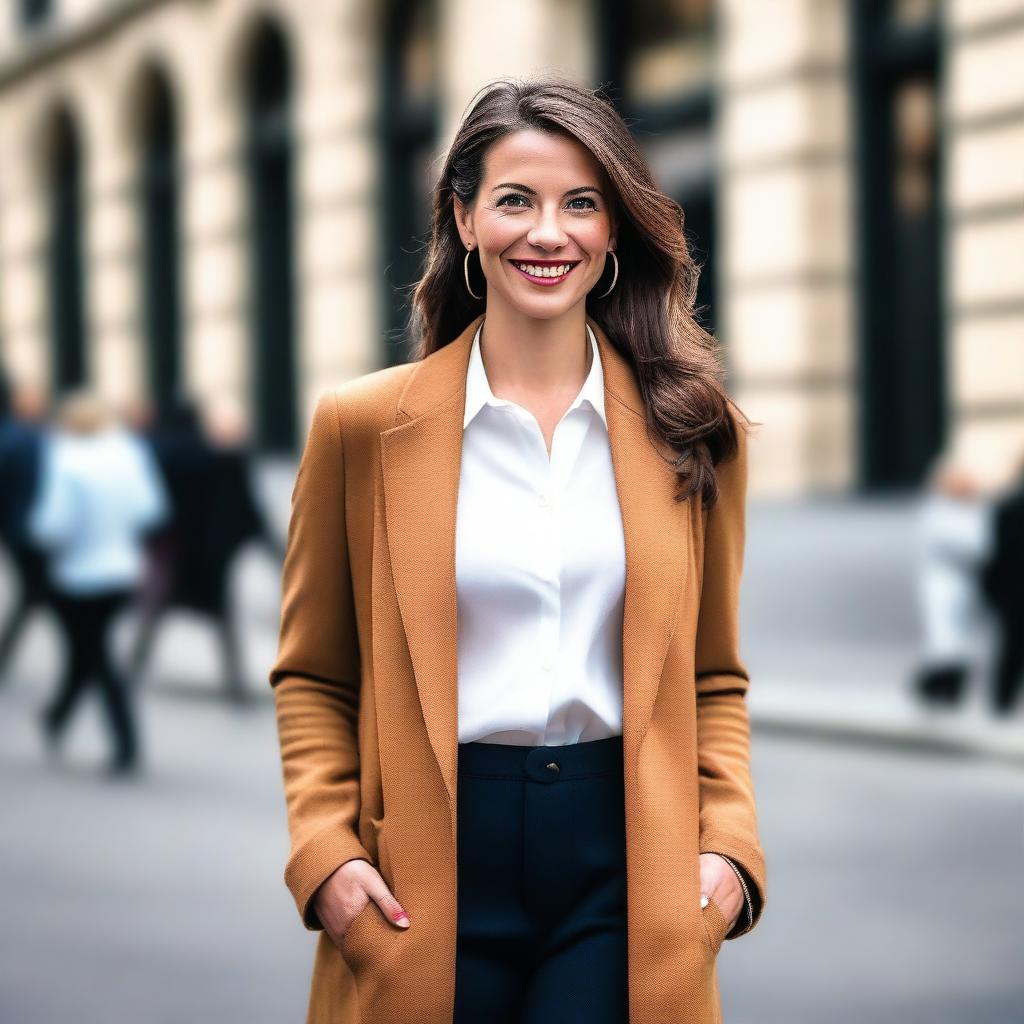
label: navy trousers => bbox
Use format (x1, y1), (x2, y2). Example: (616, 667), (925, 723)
(453, 734), (629, 1023)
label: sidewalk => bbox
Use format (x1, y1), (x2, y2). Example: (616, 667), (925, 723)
(743, 495), (1022, 766)
(749, 677), (1024, 765)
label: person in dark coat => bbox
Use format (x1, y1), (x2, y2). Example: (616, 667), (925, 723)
(979, 454), (1024, 716)
(132, 394), (283, 702)
(0, 380), (53, 686)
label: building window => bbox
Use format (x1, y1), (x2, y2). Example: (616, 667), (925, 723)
(852, 0), (944, 490)
(598, 0), (718, 333)
(47, 105), (86, 393)
(137, 68), (181, 419)
(21, 0), (53, 30)
(243, 18), (296, 454)
(380, 0), (439, 365)
(620, 0), (714, 105)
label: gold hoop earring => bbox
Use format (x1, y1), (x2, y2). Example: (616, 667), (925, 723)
(464, 246), (483, 301)
(596, 251), (618, 299)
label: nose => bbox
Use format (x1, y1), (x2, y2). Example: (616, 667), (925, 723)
(526, 204), (568, 251)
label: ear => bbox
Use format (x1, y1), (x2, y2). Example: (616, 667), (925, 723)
(453, 196), (476, 249)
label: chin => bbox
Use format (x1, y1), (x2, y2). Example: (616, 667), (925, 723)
(502, 288), (588, 322)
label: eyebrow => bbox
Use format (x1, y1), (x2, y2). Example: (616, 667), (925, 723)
(491, 182), (604, 198)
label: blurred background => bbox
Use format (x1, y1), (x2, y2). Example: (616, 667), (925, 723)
(0, 1), (1022, 1022)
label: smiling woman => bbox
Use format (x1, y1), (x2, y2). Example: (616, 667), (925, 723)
(269, 74), (766, 1024)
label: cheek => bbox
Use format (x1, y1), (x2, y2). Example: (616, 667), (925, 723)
(475, 214), (524, 255)
(577, 218), (613, 255)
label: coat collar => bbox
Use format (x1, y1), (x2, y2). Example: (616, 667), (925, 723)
(380, 313), (690, 809)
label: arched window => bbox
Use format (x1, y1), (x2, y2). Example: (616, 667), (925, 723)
(137, 67), (181, 418)
(598, 0), (718, 333)
(20, 0), (52, 31)
(380, 0), (439, 363)
(852, 0), (943, 488)
(243, 18), (296, 453)
(47, 105), (86, 392)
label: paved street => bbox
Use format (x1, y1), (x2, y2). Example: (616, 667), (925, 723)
(0, 484), (1021, 1023)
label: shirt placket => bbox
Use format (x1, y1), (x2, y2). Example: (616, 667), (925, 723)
(539, 408), (591, 745)
(505, 405), (560, 745)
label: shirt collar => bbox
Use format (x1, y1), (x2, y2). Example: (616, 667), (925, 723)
(462, 321), (607, 431)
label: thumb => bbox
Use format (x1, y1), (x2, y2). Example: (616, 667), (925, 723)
(364, 872), (410, 928)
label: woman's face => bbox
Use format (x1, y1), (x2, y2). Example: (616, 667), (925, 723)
(454, 128), (617, 322)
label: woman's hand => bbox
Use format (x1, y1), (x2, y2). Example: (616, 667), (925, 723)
(313, 858), (410, 949)
(698, 853), (744, 932)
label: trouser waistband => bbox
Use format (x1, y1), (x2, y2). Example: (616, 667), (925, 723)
(456, 734), (623, 782)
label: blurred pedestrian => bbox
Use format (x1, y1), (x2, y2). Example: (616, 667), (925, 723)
(27, 390), (170, 775)
(132, 393), (282, 703)
(201, 393), (285, 566)
(912, 455), (993, 708)
(979, 451), (1024, 716)
(129, 396), (210, 689)
(0, 380), (53, 685)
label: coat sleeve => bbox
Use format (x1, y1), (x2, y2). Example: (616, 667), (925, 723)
(694, 404), (767, 938)
(268, 391), (373, 931)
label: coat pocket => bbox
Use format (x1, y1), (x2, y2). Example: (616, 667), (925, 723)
(371, 814), (392, 886)
(701, 895), (730, 957)
(338, 892), (378, 969)
(339, 817), (397, 972)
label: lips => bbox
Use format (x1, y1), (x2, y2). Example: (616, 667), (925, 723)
(508, 259), (582, 286)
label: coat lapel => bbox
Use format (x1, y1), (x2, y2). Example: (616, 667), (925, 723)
(380, 313), (689, 809)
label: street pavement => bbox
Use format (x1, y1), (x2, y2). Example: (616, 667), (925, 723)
(744, 495), (1023, 763)
(0, 479), (1020, 1022)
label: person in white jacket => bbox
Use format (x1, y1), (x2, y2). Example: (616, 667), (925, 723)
(912, 455), (994, 708)
(28, 389), (170, 775)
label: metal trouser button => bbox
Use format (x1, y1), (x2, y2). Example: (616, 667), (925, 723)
(524, 747), (561, 783)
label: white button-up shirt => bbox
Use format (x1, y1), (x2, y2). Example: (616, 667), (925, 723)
(455, 321), (627, 745)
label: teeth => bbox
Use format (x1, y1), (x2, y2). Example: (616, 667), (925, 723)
(515, 262), (573, 278)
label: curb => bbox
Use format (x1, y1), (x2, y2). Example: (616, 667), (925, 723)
(748, 688), (1024, 767)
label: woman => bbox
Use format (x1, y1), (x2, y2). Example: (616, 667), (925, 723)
(269, 76), (766, 1024)
(28, 390), (170, 775)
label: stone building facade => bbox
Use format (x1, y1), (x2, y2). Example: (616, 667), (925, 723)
(0, 0), (1020, 494)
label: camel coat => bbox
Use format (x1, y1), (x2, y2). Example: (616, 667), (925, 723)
(269, 313), (767, 1024)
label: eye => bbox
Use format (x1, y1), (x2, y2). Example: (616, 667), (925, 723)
(568, 196), (597, 210)
(496, 193), (529, 208)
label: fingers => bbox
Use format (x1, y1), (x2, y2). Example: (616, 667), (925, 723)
(698, 852), (734, 896)
(342, 860), (410, 929)
(313, 860), (411, 950)
(362, 869), (411, 928)
(698, 852), (741, 924)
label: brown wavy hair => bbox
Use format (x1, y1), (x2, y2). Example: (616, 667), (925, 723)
(408, 74), (756, 511)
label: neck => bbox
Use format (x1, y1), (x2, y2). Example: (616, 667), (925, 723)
(477, 300), (591, 402)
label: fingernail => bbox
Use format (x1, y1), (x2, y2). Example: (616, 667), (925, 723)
(393, 911), (410, 927)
